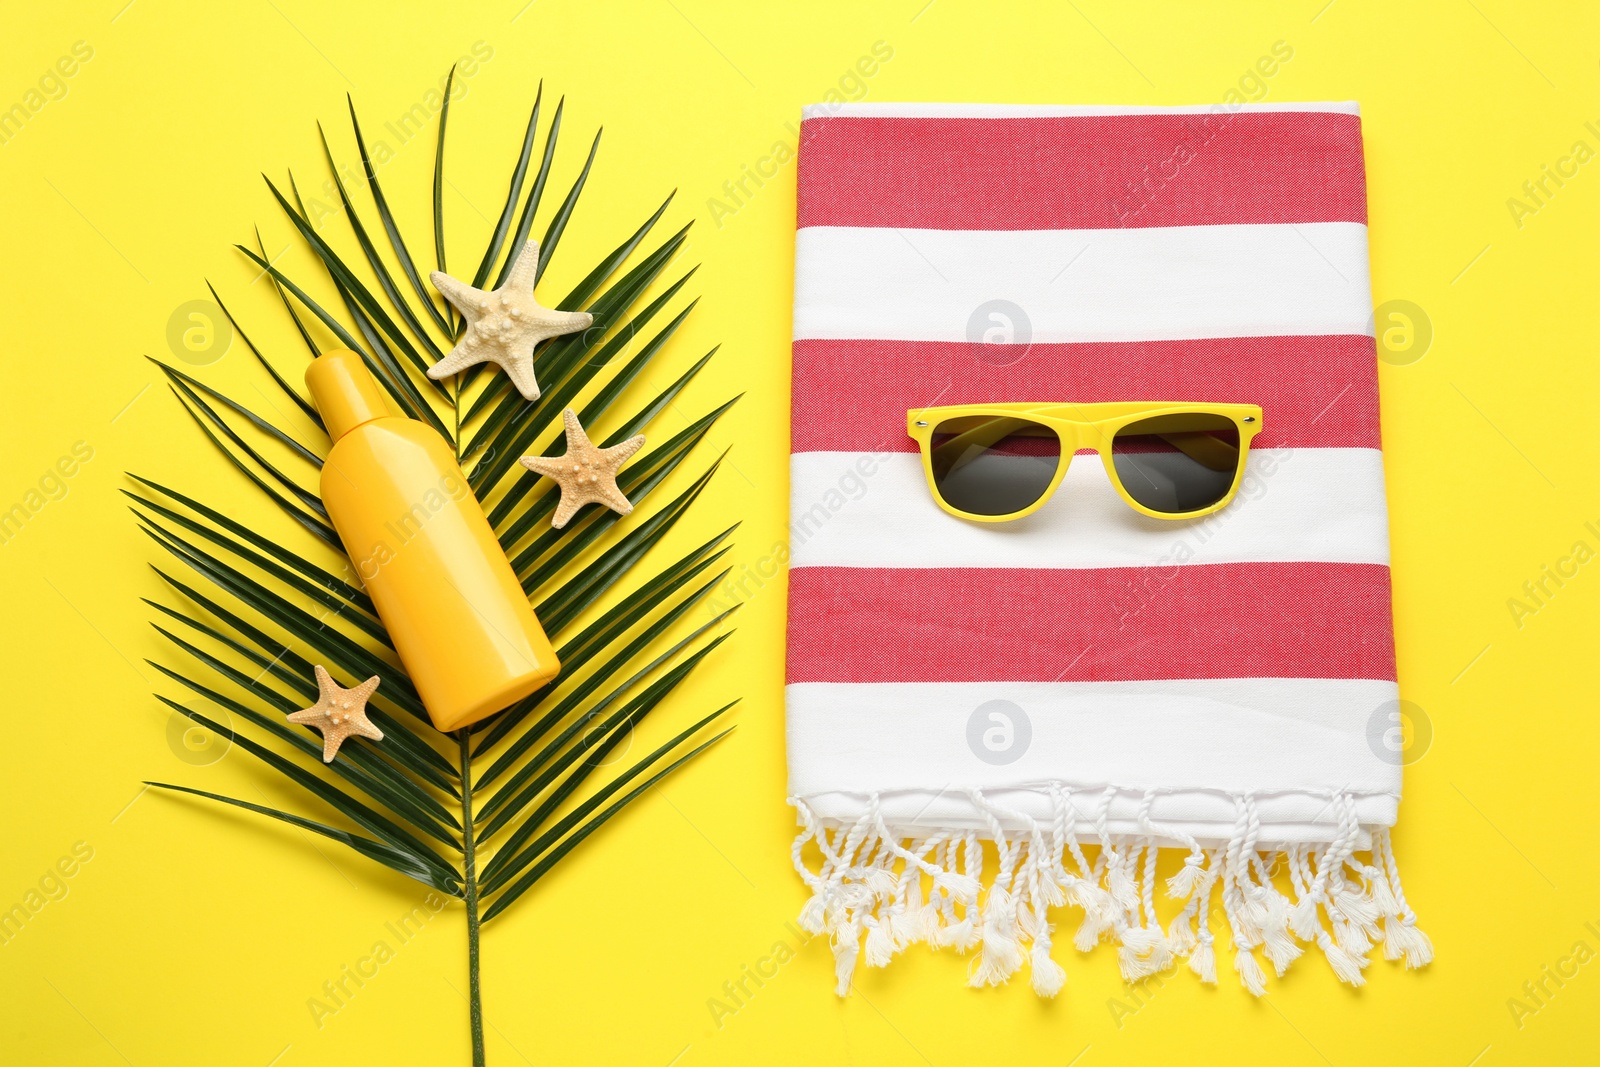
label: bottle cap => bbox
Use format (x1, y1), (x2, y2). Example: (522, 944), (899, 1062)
(306, 350), (396, 440)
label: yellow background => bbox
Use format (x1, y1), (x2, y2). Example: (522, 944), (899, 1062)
(2, 1), (1597, 1064)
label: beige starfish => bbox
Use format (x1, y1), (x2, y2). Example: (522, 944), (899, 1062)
(426, 239), (594, 401)
(287, 665), (384, 763)
(519, 409), (646, 529)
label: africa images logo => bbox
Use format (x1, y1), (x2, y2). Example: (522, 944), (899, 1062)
(966, 699), (1032, 766)
(966, 299), (1032, 367)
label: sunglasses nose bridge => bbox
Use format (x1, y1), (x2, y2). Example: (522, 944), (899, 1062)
(1053, 421), (1096, 455)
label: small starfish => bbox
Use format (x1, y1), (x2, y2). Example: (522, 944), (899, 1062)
(519, 409), (646, 529)
(287, 665), (384, 763)
(426, 239), (593, 401)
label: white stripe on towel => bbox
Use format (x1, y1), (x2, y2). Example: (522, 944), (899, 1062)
(787, 677), (1402, 822)
(793, 222), (1374, 343)
(788, 448), (1390, 571)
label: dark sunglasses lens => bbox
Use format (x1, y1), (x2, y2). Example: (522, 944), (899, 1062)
(1110, 413), (1241, 514)
(929, 416), (1061, 516)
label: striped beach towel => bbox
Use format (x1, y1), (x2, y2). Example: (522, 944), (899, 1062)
(786, 102), (1431, 997)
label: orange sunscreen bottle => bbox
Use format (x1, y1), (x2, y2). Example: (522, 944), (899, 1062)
(306, 350), (560, 731)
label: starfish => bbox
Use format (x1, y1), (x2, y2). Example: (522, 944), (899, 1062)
(426, 239), (593, 401)
(519, 408), (646, 529)
(287, 665), (384, 763)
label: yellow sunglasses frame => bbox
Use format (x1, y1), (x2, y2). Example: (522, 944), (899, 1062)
(905, 401), (1264, 523)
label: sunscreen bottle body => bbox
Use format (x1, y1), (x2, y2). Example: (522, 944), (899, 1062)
(308, 351), (559, 731)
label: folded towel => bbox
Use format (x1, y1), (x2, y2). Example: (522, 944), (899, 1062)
(786, 101), (1430, 996)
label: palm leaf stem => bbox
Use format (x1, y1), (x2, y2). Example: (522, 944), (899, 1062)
(458, 730), (486, 1067)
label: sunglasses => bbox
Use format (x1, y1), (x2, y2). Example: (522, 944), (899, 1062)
(905, 402), (1263, 522)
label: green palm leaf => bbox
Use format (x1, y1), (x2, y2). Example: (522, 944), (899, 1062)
(136, 71), (736, 1067)
(471, 87), (544, 289)
(147, 657), (459, 840)
(149, 358), (323, 466)
(147, 566), (459, 788)
(206, 282), (323, 425)
(534, 126), (601, 283)
(253, 227), (321, 357)
(493, 94), (563, 291)
(316, 123), (448, 365)
(460, 220), (692, 456)
(480, 718), (735, 921)
(430, 74), (455, 282)
(125, 481), (373, 613)
(147, 782), (459, 894)
(472, 524), (736, 753)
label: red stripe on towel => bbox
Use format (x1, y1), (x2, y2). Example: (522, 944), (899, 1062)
(796, 111), (1367, 231)
(785, 561), (1396, 683)
(791, 335), (1379, 453)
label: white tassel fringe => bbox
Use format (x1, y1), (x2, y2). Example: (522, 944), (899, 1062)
(792, 791), (1429, 998)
